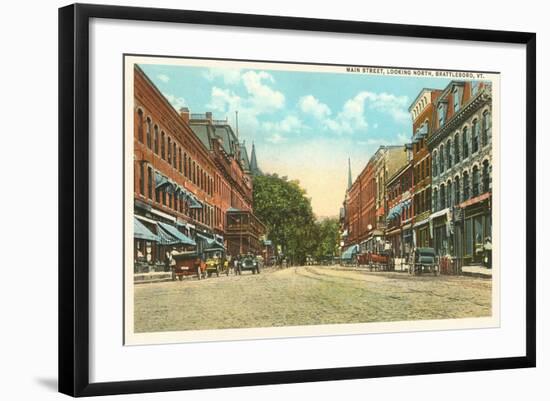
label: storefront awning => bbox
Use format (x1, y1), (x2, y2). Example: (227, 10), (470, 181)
(155, 171), (175, 193)
(157, 222), (196, 246)
(134, 217), (159, 242)
(196, 232), (225, 251)
(341, 244), (359, 260)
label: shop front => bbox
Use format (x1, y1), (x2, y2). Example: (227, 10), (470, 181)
(461, 195), (492, 266)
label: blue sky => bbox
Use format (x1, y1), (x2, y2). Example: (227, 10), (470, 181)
(140, 62), (450, 218)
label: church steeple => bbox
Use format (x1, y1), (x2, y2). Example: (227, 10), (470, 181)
(250, 142), (262, 176)
(347, 157), (352, 190)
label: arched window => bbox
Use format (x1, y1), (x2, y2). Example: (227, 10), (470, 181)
(483, 160), (490, 193)
(433, 151), (438, 177)
(433, 187), (439, 211)
(454, 176), (460, 205)
(463, 171), (470, 201)
(446, 140), (452, 170)
(447, 180), (453, 207)
(178, 148), (182, 173)
(153, 125), (159, 154)
(472, 165), (480, 197)
(146, 117), (152, 149)
(173, 143), (177, 168)
(439, 144), (444, 174)
(462, 127), (469, 159)
(482, 110), (491, 147)
(167, 137), (172, 164)
(184, 153), (188, 177)
(440, 184), (446, 210)
(454, 133), (460, 164)
(161, 132), (165, 159)
(137, 109), (144, 142)
(472, 119), (479, 153)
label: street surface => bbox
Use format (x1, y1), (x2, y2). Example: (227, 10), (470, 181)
(134, 265), (492, 333)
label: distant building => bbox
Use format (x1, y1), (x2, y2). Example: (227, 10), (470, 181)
(342, 145), (408, 255)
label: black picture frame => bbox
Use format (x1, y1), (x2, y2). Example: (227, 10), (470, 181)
(58, 3), (536, 397)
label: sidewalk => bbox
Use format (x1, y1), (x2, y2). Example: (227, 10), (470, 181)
(461, 265), (492, 278)
(134, 271), (173, 284)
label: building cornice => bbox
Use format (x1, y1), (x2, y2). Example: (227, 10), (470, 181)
(427, 87), (492, 149)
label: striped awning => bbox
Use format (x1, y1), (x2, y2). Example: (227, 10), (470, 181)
(157, 222), (196, 246)
(134, 217), (159, 242)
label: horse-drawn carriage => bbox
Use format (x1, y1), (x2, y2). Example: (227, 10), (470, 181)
(356, 250), (392, 271)
(410, 247), (439, 275)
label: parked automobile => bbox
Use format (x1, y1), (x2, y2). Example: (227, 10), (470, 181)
(172, 251), (206, 280)
(237, 255), (260, 275)
(411, 247), (439, 275)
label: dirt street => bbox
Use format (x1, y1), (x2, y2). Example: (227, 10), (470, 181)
(134, 265), (492, 333)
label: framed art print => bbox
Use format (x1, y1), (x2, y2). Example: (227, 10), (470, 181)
(59, 3), (536, 397)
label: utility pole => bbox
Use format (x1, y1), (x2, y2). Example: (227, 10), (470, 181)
(235, 110), (239, 139)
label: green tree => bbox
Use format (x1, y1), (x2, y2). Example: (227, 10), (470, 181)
(253, 175), (340, 265)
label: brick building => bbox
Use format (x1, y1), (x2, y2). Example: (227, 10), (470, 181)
(385, 152), (413, 264)
(426, 80), (492, 267)
(342, 145), (408, 257)
(409, 89), (440, 248)
(132, 65), (265, 269)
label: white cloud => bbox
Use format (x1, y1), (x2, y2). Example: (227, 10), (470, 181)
(266, 133), (286, 144)
(157, 74), (170, 83)
(262, 115), (303, 134)
(319, 91), (410, 135)
(203, 68), (242, 85)
(206, 87), (241, 113)
(361, 91), (410, 123)
(241, 71), (285, 113)
(164, 94), (186, 111)
(299, 95), (332, 120)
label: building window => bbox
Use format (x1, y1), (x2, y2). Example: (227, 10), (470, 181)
(145, 118), (152, 149)
(462, 127), (469, 159)
(137, 109), (144, 142)
(192, 161), (196, 184)
(155, 186), (160, 203)
(471, 81), (480, 96)
(147, 166), (152, 199)
(446, 140), (452, 170)
(472, 165), (480, 197)
(482, 110), (491, 147)
(463, 171), (470, 201)
(483, 160), (490, 193)
(178, 148), (182, 173)
(440, 184), (446, 210)
(438, 103), (446, 127)
(167, 137), (172, 164)
(454, 176), (460, 205)
(454, 133), (460, 165)
(453, 88), (460, 112)
(433, 188), (438, 211)
(184, 153), (188, 177)
(154, 125), (159, 154)
(446, 180), (452, 208)
(161, 132), (165, 159)
(472, 119), (479, 153)
(439, 144), (444, 174)
(139, 163), (144, 195)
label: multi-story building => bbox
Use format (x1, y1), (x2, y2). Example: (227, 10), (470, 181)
(133, 65), (265, 267)
(385, 151), (413, 263)
(342, 145), (408, 256)
(409, 89), (440, 248)
(427, 80), (492, 267)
